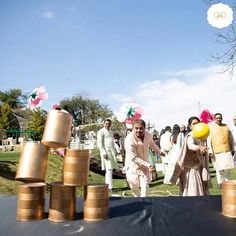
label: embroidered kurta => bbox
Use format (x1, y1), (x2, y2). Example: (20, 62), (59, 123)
(97, 127), (118, 170)
(124, 131), (162, 187)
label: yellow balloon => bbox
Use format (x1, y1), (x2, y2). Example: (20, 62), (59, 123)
(192, 122), (210, 140)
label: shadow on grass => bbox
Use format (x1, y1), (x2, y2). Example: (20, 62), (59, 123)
(114, 186), (130, 191)
(149, 179), (164, 187)
(0, 163), (17, 180)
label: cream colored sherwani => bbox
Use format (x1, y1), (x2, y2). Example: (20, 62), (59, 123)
(208, 122), (235, 185)
(208, 123), (235, 171)
(124, 131), (162, 188)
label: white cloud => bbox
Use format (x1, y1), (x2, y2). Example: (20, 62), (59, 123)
(112, 66), (236, 131)
(43, 10), (55, 19)
(110, 94), (132, 103)
(161, 66), (225, 78)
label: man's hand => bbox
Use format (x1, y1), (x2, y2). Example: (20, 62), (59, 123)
(160, 151), (166, 157)
(149, 165), (155, 171)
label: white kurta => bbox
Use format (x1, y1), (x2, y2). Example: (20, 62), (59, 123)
(164, 134), (183, 184)
(160, 131), (172, 164)
(97, 127), (118, 170)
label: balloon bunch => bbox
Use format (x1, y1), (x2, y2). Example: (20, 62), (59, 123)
(28, 86), (48, 110)
(117, 102), (144, 128)
(200, 109), (214, 124)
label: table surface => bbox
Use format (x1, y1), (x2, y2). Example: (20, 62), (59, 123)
(0, 194), (236, 236)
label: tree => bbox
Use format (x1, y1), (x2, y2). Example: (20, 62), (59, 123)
(60, 94), (113, 126)
(26, 108), (46, 141)
(203, 0), (236, 78)
(13, 108), (34, 131)
(0, 102), (19, 131)
(211, 25), (236, 78)
(0, 89), (27, 109)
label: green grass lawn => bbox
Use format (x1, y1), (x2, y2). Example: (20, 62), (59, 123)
(0, 151), (235, 197)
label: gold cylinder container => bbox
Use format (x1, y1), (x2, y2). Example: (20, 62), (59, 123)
(222, 180), (236, 218)
(84, 184), (109, 221)
(63, 149), (90, 186)
(17, 182), (46, 221)
(48, 182), (76, 222)
(15, 142), (49, 182)
(41, 110), (72, 148)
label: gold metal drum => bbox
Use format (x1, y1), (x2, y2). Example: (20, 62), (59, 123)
(48, 182), (76, 222)
(16, 182), (46, 221)
(222, 180), (236, 218)
(15, 142), (49, 182)
(84, 184), (109, 221)
(63, 149), (90, 186)
(41, 110), (72, 148)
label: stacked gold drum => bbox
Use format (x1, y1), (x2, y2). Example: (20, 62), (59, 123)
(49, 182), (76, 222)
(84, 184), (109, 221)
(17, 183), (46, 221)
(63, 149), (90, 186)
(42, 110), (72, 148)
(15, 109), (109, 222)
(222, 180), (236, 218)
(16, 142), (49, 182)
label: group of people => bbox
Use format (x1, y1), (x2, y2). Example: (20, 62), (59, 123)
(97, 113), (236, 197)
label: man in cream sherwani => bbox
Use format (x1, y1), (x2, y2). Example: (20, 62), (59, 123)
(208, 113), (235, 188)
(124, 119), (164, 197)
(97, 118), (118, 191)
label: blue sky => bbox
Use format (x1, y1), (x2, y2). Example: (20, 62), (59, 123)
(1, 0), (236, 130)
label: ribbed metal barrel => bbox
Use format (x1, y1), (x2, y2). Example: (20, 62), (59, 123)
(15, 142), (49, 182)
(48, 182), (76, 222)
(84, 184), (109, 221)
(63, 149), (90, 186)
(42, 110), (72, 148)
(16, 183), (45, 221)
(222, 180), (236, 218)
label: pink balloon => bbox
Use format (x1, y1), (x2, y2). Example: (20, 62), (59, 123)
(132, 113), (142, 120)
(38, 92), (48, 100)
(135, 107), (144, 115)
(31, 98), (41, 106)
(125, 117), (134, 124)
